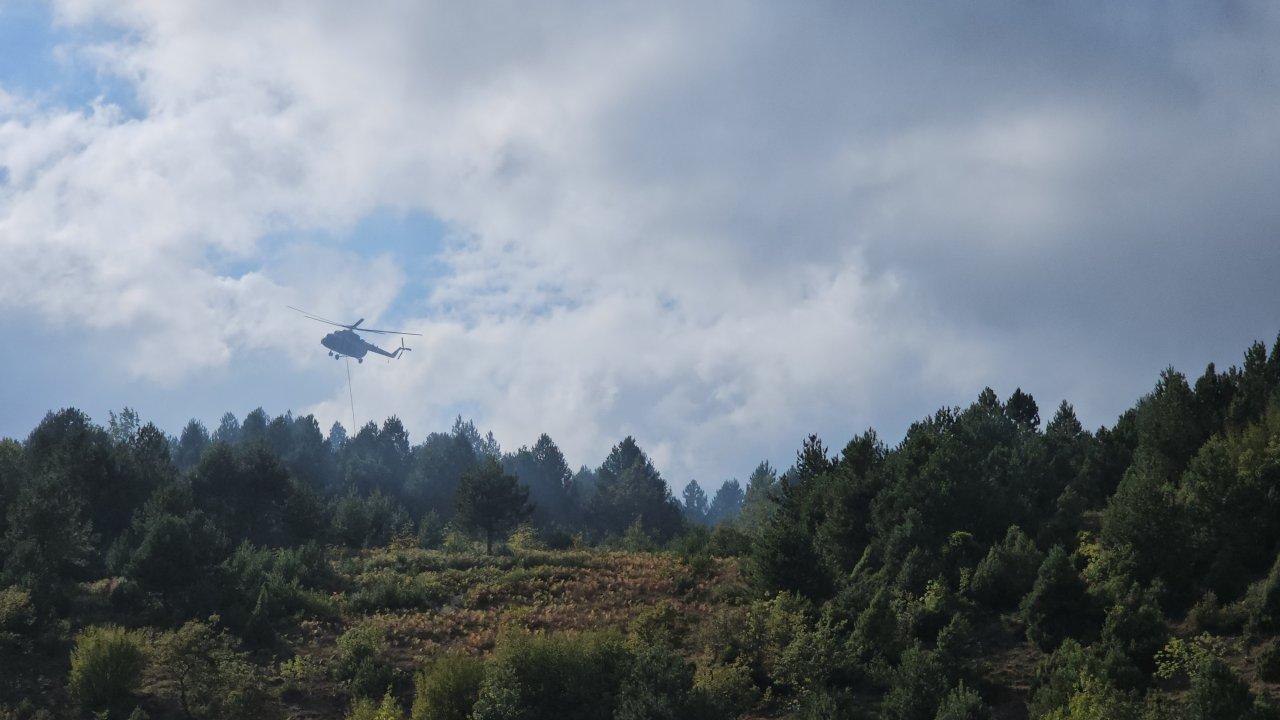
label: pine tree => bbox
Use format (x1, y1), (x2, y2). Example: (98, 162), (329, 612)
(455, 458), (532, 553)
(1006, 388), (1040, 431)
(1021, 546), (1095, 652)
(681, 480), (708, 524)
(739, 461), (778, 536)
(707, 479), (744, 525)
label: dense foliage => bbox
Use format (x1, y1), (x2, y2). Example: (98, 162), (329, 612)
(5, 335), (1280, 718)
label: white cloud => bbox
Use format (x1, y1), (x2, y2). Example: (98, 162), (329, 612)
(3, 2), (1280, 481)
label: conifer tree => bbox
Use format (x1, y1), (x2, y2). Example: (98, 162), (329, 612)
(455, 458), (532, 553)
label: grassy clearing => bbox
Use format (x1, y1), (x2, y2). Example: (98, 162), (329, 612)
(273, 547), (747, 715)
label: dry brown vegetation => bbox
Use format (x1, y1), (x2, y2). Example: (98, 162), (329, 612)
(273, 547), (747, 716)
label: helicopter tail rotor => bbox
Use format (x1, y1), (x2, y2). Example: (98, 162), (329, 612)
(393, 337), (413, 359)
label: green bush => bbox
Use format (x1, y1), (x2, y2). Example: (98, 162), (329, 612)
(0, 586), (37, 701)
(348, 571), (450, 613)
(614, 643), (698, 720)
(442, 529), (476, 554)
(621, 519), (656, 552)
(1187, 657), (1254, 720)
(1028, 639), (1094, 719)
(673, 553), (715, 596)
(880, 646), (951, 720)
(1187, 591), (1245, 635)
(932, 681), (991, 720)
(850, 587), (902, 665)
(968, 525), (1042, 610)
(349, 692), (407, 720)
(792, 688), (856, 720)
(1021, 546), (1096, 652)
(335, 623), (398, 699)
(333, 491), (411, 548)
(1256, 641), (1280, 683)
(693, 660), (757, 720)
(935, 613), (975, 661)
(0, 587), (35, 640)
(68, 625), (147, 714)
(698, 593), (810, 692)
(145, 618), (278, 720)
(775, 610), (860, 696)
(1040, 675), (1142, 720)
(912, 577), (958, 641)
(418, 511), (446, 550)
(507, 524), (545, 552)
(411, 654), (484, 720)
(471, 631), (630, 720)
(629, 601), (687, 649)
(1249, 553), (1280, 636)
(707, 524), (752, 557)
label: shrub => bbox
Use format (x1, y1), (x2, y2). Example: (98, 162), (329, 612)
(1249, 553), (1280, 636)
(693, 660), (757, 720)
(674, 553), (715, 596)
(792, 688), (857, 720)
(1188, 591), (1244, 635)
(913, 577), (957, 641)
(418, 511), (446, 550)
(471, 631), (630, 720)
(707, 524), (752, 557)
(1187, 657), (1254, 720)
(1021, 546), (1096, 652)
(279, 653), (326, 694)
(442, 529), (476, 554)
(541, 527), (575, 551)
(1155, 635), (1269, 720)
(933, 682), (991, 720)
(775, 610), (860, 696)
(335, 623), (398, 699)
(629, 601), (687, 649)
(670, 525), (710, 556)
(935, 613), (976, 661)
(614, 643), (697, 720)
(0, 586), (37, 700)
(1256, 641), (1280, 683)
(122, 510), (227, 614)
(1040, 675), (1142, 720)
(0, 587), (35, 642)
(145, 618), (278, 720)
(348, 572), (449, 613)
(880, 646), (951, 720)
(968, 526), (1042, 610)
(1098, 587), (1166, 682)
(621, 519), (656, 552)
(1028, 639), (1094, 719)
(850, 587), (902, 665)
(698, 593), (810, 692)
(333, 491), (411, 548)
(349, 692), (407, 720)
(68, 625), (147, 714)
(218, 542), (335, 641)
(411, 654), (484, 720)
(507, 524), (545, 552)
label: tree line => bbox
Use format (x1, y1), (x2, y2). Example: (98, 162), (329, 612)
(7, 333), (1280, 718)
(0, 408), (761, 614)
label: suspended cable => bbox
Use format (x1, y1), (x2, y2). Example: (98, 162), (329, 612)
(345, 356), (357, 430)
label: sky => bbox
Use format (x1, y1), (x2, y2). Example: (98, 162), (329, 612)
(2, 1), (1279, 487)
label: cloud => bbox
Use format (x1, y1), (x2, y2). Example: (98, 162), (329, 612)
(2, 1), (1280, 482)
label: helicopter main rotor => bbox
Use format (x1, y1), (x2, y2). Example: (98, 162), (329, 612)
(287, 305), (422, 336)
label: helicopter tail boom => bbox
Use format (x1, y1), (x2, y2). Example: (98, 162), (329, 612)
(366, 337), (412, 359)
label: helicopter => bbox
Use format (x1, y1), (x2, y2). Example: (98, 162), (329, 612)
(288, 306), (421, 363)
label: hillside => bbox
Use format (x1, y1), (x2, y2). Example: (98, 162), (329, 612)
(6, 335), (1280, 719)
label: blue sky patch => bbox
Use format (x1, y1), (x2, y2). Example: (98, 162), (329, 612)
(0, 0), (140, 115)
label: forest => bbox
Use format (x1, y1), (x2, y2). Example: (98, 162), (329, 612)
(6, 335), (1280, 719)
